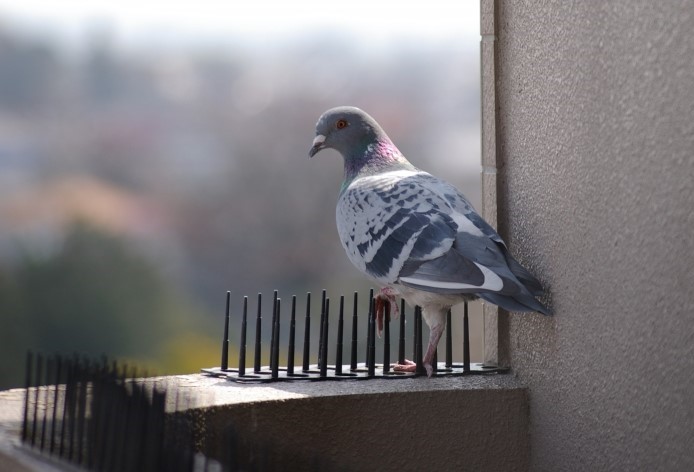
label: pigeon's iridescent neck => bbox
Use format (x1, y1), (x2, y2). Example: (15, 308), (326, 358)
(340, 138), (413, 193)
(364, 140), (402, 162)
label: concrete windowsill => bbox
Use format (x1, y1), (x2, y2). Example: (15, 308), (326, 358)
(160, 371), (525, 407)
(1, 373), (530, 471)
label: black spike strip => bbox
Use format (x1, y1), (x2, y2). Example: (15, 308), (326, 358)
(398, 299), (406, 365)
(254, 293), (262, 373)
(22, 351), (32, 444)
(130, 367), (143, 471)
(271, 292), (278, 375)
(335, 295), (344, 375)
(270, 291), (278, 378)
(415, 307), (426, 376)
(367, 297), (376, 378)
(446, 309), (453, 368)
(412, 306), (418, 363)
(319, 298), (330, 378)
(271, 296), (280, 380)
(239, 297), (248, 376)
(84, 358), (94, 467)
(31, 353), (42, 447)
(383, 301), (391, 374)
(318, 290), (327, 370)
(365, 288), (374, 368)
(433, 349), (438, 375)
(202, 290), (510, 382)
(76, 357), (88, 466)
(40, 356), (51, 451)
(95, 364), (111, 467)
(287, 295), (296, 375)
(87, 357), (106, 469)
(150, 386), (166, 471)
(68, 358), (78, 460)
(302, 292), (311, 372)
(463, 302), (471, 373)
(103, 364), (117, 460)
(221, 291), (231, 371)
(58, 357), (70, 459)
(67, 355), (78, 461)
(50, 354), (62, 455)
(113, 363), (129, 472)
(105, 360), (118, 470)
(19, 355), (214, 470)
(116, 366), (128, 471)
(350, 292), (358, 371)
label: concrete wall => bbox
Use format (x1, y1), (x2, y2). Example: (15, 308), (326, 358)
(0, 374), (531, 472)
(489, 1), (694, 470)
(183, 375), (529, 472)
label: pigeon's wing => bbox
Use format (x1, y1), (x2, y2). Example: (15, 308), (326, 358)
(337, 169), (494, 290)
(417, 175), (545, 296)
(337, 170), (550, 315)
(337, 169), (454, 284)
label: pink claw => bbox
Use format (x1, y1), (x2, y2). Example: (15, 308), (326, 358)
(392, 359), (417, 373)
(374, 287), (399, 337)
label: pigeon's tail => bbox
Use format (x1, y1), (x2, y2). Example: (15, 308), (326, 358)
(486, 243), (550, 313)
(504, 254), (544, 297)
(479, 290), (552, 316)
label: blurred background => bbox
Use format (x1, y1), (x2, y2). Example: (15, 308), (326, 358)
(0, 1), (481, 389)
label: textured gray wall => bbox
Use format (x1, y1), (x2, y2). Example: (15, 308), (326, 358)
(493, 1), (694, 471)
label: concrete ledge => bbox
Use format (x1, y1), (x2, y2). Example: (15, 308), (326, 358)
(170, 374), (529, 471)
(1, 374), (529, 471)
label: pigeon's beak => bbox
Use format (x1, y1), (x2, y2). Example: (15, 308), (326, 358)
(309, 135), (326, 158)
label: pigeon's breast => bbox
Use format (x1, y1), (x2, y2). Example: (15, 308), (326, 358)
(336, 169), (452, 284)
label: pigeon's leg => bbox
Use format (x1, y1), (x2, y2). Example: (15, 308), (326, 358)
(421, 308), (447, 377)
(374, 287), (400, 337)
(422, 324), (445, 377)
(391, 324), (444, 375)
(392, 308), (447, 375)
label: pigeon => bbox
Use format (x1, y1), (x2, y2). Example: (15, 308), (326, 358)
(309, 106), (551, 376)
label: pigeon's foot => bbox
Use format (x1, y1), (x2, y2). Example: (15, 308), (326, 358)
(374, 287), (400, 336)
(391, 360), (434, 376)
(392, 359), (416, 373)
(424, 362), (434, 378)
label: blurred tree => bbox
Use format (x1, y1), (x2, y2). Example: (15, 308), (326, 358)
(0, 222), (217, 390)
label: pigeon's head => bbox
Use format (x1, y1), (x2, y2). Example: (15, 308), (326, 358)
(309, 106), (385, 160)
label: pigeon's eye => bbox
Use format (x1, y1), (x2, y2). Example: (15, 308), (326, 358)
(336, 119), (348, 129)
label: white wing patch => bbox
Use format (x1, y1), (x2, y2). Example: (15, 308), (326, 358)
(451, 212), (485, 237)
(399, 263), (504, 292)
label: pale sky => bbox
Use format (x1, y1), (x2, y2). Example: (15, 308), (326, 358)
(0, 1), (480, 49)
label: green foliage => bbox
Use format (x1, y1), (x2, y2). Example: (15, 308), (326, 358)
(0, 222), (217, 390)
